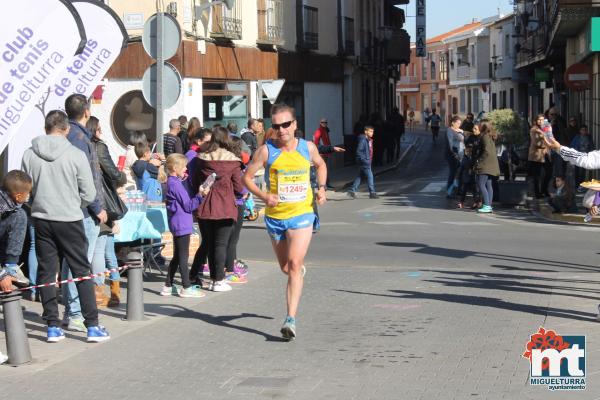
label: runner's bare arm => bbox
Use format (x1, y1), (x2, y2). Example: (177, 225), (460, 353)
(243, 145), (278, 207)
(308, 142), (327, 205)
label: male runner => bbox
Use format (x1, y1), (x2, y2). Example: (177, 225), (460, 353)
(243, 104), (327, 340)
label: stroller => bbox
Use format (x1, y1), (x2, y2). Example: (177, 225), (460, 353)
(243, 193), (259, 221)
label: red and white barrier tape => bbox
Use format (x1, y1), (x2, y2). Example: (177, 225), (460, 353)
(1, 265), (130, 295)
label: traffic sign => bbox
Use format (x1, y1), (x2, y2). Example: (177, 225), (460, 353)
(142, 62), (182, 108)
(564, 63), (592, 91)
(260, 79), (285, 104)
(142, 13), (181, 60)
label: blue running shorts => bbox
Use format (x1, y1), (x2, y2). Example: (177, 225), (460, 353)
(264, 213), (315, 241)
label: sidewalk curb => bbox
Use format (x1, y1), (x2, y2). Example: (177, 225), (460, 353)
(339, 137), (421, 191)
(528, 200), (600, 228)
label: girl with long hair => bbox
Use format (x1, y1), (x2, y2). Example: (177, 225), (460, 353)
(192, 127), (245, 292)
(474, 121), (500, 213)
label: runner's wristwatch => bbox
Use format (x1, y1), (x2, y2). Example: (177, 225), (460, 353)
(318, 184), (326, 190)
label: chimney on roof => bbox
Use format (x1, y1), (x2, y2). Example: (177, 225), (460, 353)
(472, 17), (479, 23)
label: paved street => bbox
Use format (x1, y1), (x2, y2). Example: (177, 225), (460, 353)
(2, 130), (600, 399)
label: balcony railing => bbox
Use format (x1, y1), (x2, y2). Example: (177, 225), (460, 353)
(211, 2), (243, 40)
(399, 76), (418, 84)
(457, 64), (470, 78)
(516, 29), (546, 66)
(257, 0), (284, 45)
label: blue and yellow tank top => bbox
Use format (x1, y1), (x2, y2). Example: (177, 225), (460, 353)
(265, 138), (314, 220)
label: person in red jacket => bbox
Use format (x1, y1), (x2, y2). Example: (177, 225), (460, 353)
(313, 118), (334, 189)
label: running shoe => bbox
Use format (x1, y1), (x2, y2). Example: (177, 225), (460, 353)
(87, 325), (110, 342)
(233, 261), (248, 277)
(179, 285), (206, 298)
(225, 273), (248, 284)
(211, 281), (232, 292)
(47, 326), (65, 343)
(202, 264), (210, 277)
(160, 285), (178, 296)
(346, 191), (356, 199)
(280, 316), (296, 340)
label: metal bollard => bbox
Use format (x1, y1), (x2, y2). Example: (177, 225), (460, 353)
(125, 252), (145, 321)
(0, 291), (32, 365)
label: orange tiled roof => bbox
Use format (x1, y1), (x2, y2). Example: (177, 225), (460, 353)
(426, 21), (482, 44)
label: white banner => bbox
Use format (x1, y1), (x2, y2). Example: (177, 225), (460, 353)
(0, 0), (86, 160)
(7, 0), (128, 170)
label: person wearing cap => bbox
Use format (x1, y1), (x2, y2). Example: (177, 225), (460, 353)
(313, 118), (334, 189)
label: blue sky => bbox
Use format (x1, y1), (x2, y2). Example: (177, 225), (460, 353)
(399, 0), (514, 40)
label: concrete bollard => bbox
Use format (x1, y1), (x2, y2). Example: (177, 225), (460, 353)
(0, 291), (32, 365)
(125, 252), (145, 321)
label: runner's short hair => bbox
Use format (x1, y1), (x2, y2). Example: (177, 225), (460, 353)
(271, 103), (296, 119)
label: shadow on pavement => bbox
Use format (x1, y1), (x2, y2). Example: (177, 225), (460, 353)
(173, 308), (286, 342)
(334, 288), (598, 323)
(375, 242), (600, 272)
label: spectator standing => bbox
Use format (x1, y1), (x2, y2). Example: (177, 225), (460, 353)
(347, 126), (378, 199)
(62, 94), (107, 332)
(390, 107), (405, 160)
(185, 117), (201, 156)
(132, 143), (164, 202)
(178, 115), (189, 153)
(460, 113), (475, 133)
(241, 118), (262, 157)
(123, 132), (148, 191)
(88, 116), (127, 308)
(163, 119), (183, 157)
(474, 121), (500, 213)
(528, 114), (549, 198)
(570, 124), (594, 188)
(22, 110), (110, 343)
(192, 127), (245, 292)
(445, 116), (463, 193)
(227, 122), (239, 137)
(313, 118), (335, 188)
(161, 154), (205, 297)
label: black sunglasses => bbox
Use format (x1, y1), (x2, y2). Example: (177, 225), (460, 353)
(272, 120), (295, 130)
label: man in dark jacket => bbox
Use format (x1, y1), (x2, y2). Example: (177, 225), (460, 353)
(63, 94), (107, 332)
(347, 126), (378, 199)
